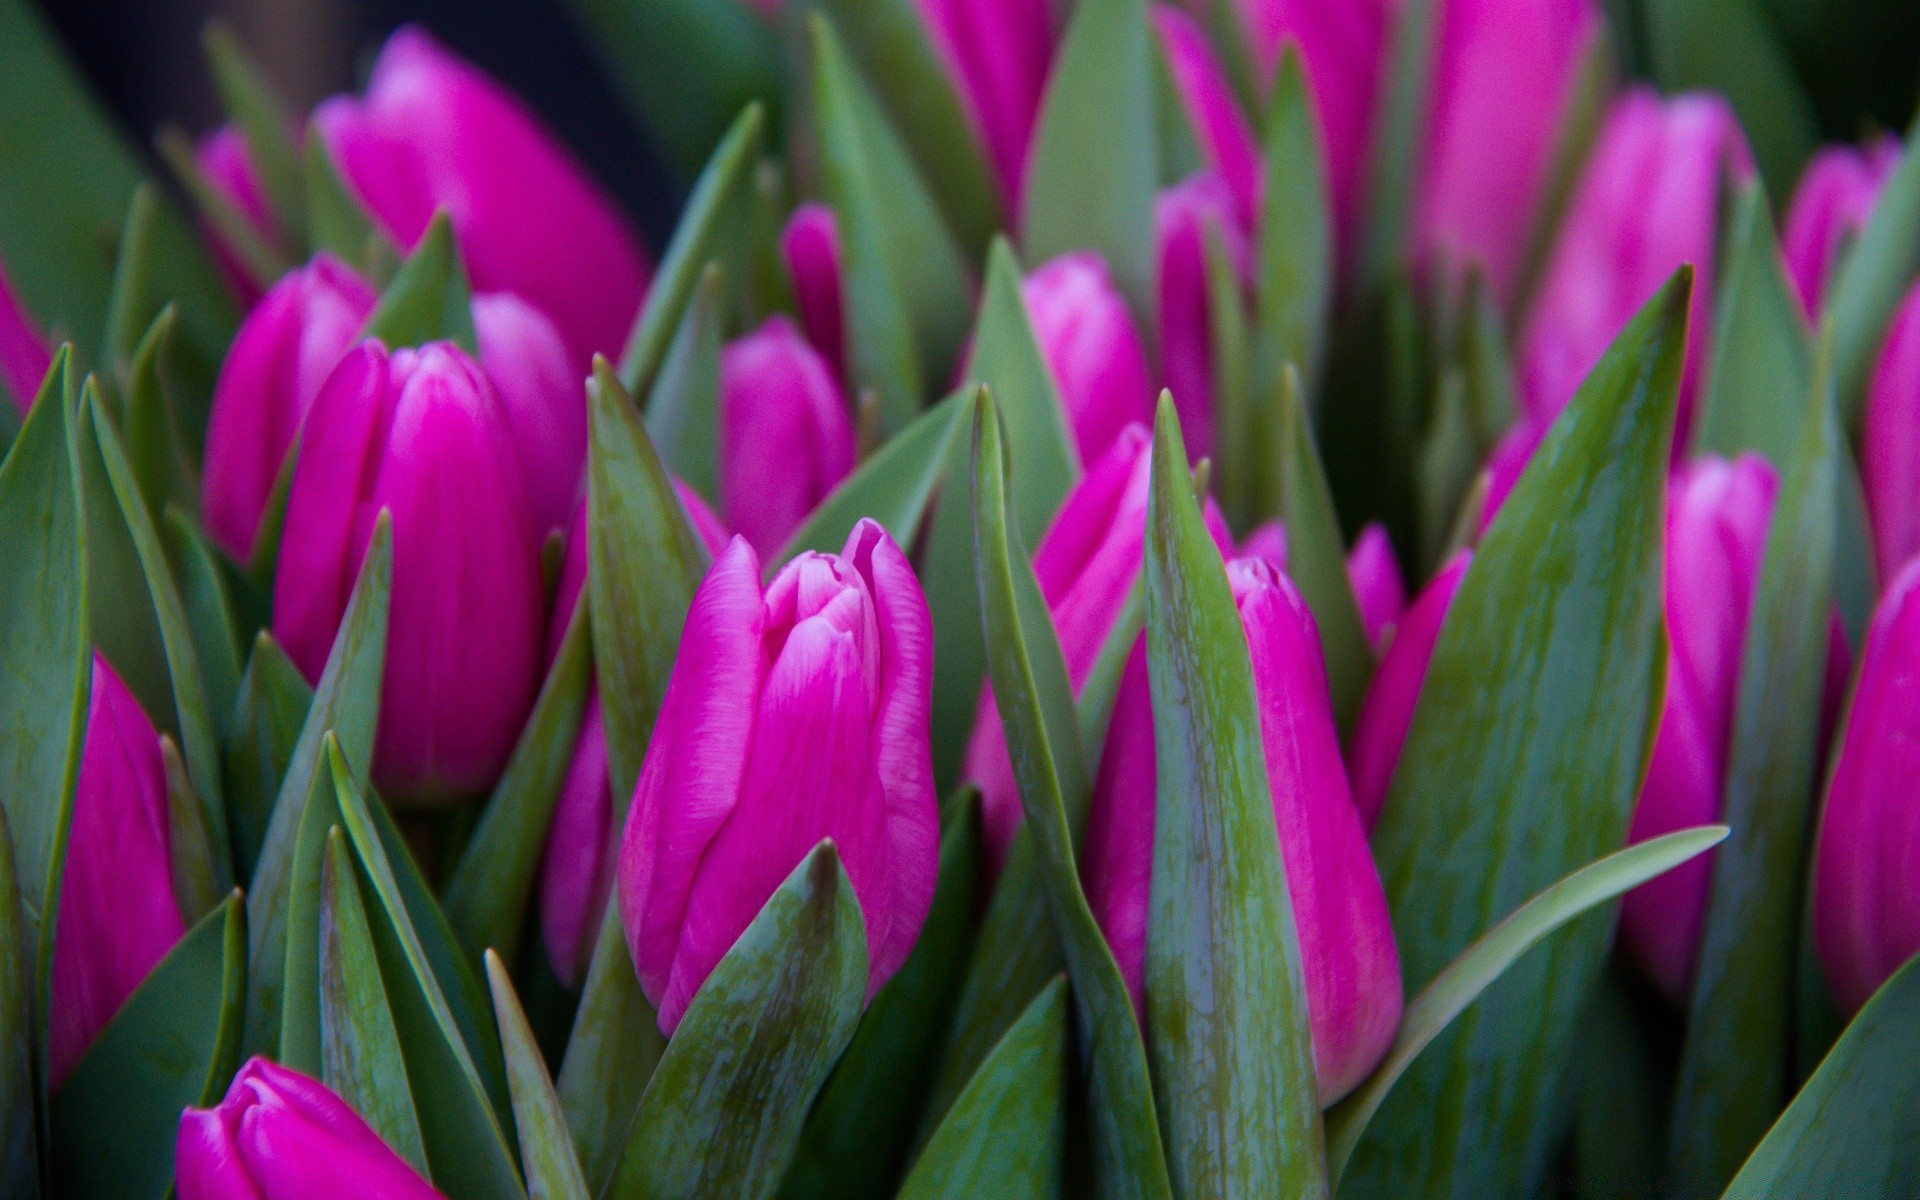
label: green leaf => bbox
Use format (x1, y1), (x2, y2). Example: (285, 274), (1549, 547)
(1324, 825), (1729, 1182)
(1417, 275), (1514, 574)
(644, 263), (724, 507)
(972, 389), (1173, 1200)
(1695, 181), (1815, 464)
(1344, 272), (1687, 1197)
(444, 604), (593, 967)
(1355, 0), (1438, 293)
(1510, 30), (1610, 325)
(562, 0), (782, 182)
(604, 842), (868, 1200)
(280, 736), (346, 1075)
(360, 211), (479, 354)
(224, 632), (312, 880)
(50, 893), (246, 1200)
(0, 809), (37, 1195)
(1828, 110), (1920, 430)
(781, 792), (983, 1200)
(245, 514), (389, 1057)
(811, 13), (972, 434)
(203, 21), (305, 246)
(587, 358), (713, 802)
(776, 386), (977, 567)
(1252, 46), (1333, 410)
(1021, 0), (1158, 323)
(487, 951), (593, 1200)
(1723, 950), (1920, 1196)
(156, 126), (290, 296)
(557, 905), (667, 1196)
(1570, 965), (1684, 1197)
(617, 105), (766, 395)
(303, 135), (394, 276)
(162, 734), (221, 925)
(319, 826), (429, 1175)
(162, 509), (247, 738)
(1667, 338), (1840, 1194)
(120, 310), (196, 524)
(895, 976), (1068, 1200)
(1206, 222), (1255, 529)
(1142, 395), (1326, 1197)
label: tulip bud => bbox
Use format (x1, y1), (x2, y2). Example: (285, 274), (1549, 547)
(1022, 252), (1157, 465)
(1863, 280), (1920, 581)
(1347, 522), (1407, 650)
(618, 521), (939, 1032)
(1240, 519), (1289, 571)
(176, 1057), (442, 1199)
(1082, 558), (1401, 1103)
(474, 290), (587, 539)
(0, 259), (51, 414)
(782, 203), (845, 381)
(1782, 137), (1901, 319)
(720, 315), (858, 559)
(48, 654), (185, 1088)
(196, 125), (280, 304)
(915, 0), (1054, 206)
(201, 256), (378, 560)
(313, 26), (649, 364)
(1348, 552), (1471, 829)
(1415, 0), (1599, 305)
(1812, 556), (1920, 1014)
(1155, 172), (1251, 461)
(274, 340), (544, 806)
(1620, 455), (1777, 1003)
(1153, 5), (1261, 227)
(1519, 88), (1750, 439)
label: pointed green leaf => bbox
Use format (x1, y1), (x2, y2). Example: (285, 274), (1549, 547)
(896, 976), (1068, 1200)
(1206, 221), (1256, 529)
(1829, 111), (1920, 429)
(361, 211), (478, 354)
(0, 808), (37, 1195)
(1695, 181), (1815, 464)
(279, 736), (346, 1076)
(557, 904), (667, 1196)
(303, 135), (394, 275)
(644, 264), (724, 506)
(203, 21), (305, 245)
(1252, 47), (1332, 409)
(1355, 0), (1438, 292)
(605, 842), (868, 1200)
(162, 509), (247, 738)
(224, 631), (313, 880)
(120, 309), (197, 524)
(1344, 273), (1687, 1197)
(156, 126), (290, 295)
(50, 893), (246, 1200)
(1152, 33), (1208, 187)
(487, 952), (592, 1200)
(162, 734), (221, 925)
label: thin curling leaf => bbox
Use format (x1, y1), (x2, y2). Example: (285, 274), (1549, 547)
(1724, 950), (1920, 1196)
(618, 104), (764, 394)
(895, 976), (1069, 1200)
(1829, 112), (1920, 429)
(1668, 338), (1841, 1194)
(203, 20), (306, 244)
(556, 905), (666, 1196)
(359, 211), (479, 354)
(486, 951), (592, 1200)
(971, 388), (1174, 1200)
(811, 13), (972, 435)
(1253, 46), (1333, 408)
(49, 893), (246, 1200)
(1356, 0), (1439, 293)
(1143, 395), (1327, 1198)
(1695, 181), (1815, 464)
(645, 264), (723, 506)
(604, 843), (868, 1200)
(0, 812), (33, 1196)
(1325, 826), (1731, 1182)
(1346, 273), (1687, 1197)
(245, 514), (389, 1059)
(1021, 0), (1158, 322)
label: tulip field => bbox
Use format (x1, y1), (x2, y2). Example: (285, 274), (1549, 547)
(3, 0), (1920, 1195)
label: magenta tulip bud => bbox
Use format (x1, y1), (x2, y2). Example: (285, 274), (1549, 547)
(1812, 557), (1920, 1014)
(1863, 280), (1920, 581)
(274, 340), (544, 806)
(1082, 558), (1401, 1103)
(915, 0), (1054, 206)
(176, 1057), (442, 1200)
(619, 521), (939, 1032)
(1782, 137), (1901, 319)
(48, 654), (185, 1089)
(1241, 519), (1289, 571)
(200, 256), (378, 561)
(313, 26), (649, 364)
(1155, 172), (1251, 462)
(473, 290), (587, 539)
(1519, 88), (1750, 440)
(1153, 5), (1261, 226)
(1022, 252), (1157, 465)
(1415, 0), (1599, 305)
(1347, 552), (1471, 829)
(196, 125), (280, 304)
(1620, 455), (1777, 1003)
(782, 203), (846, 381)
(0, 260), (50, 414)
(1347, 522), (1407, 650)
(720, 315), (858, 559)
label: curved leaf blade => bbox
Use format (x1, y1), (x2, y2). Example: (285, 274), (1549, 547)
(556, 905), (667, 1196)
(360, 211), (478, 354)
(1828, 110), (1920, 428)
(487, 951), (592, 1200)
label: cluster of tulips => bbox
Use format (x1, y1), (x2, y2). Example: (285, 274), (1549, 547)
(2, 0), (1919, 1195)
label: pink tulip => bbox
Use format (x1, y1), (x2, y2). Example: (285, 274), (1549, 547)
(1022, 252), (1157, 464)
(1155, 172), (1251, 461)
(720, 315), (858, 559)
(473, 290), (587, 539)
(1620, 455), (1777, 1003)
(782, 203), (846, 381)
(1082, 558), (1401, 1103)
(1812, 556), (1920, 1014)
(274, 341), (543, 806)
(1153, 5), (1261, 227)
(1416, 0), (1599, 305)
(1347, 522), (1407, 650)
(176, 1057), (442, 1200)
(313, 26), (649, 364)
(1782, 137), (1902, 319)
(1519, 89), (1750, 441)
(1863, 280), (1920, 581)
(1241, 519), (1289, 571)
(0, 259), (51, 414)
(200, 256), (378, 561)
(915, 0), (1054, 207)
(618, 521), (939, 1032)
(48, 654), (185, 1089)
(1348, 552), (1471, 829)
(196, 124), (280, 304)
